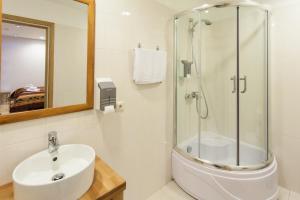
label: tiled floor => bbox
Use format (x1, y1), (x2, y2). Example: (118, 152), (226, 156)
(147, 182), (195, 200)
(147, 181), (300, 200)
(279, 187), (300, 200)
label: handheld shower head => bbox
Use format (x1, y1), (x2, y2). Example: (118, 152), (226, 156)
(189, 18), (199, 32)
(189, 18), (212, 32)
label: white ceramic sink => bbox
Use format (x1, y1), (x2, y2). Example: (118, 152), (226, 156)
(13, 144), (95, 200)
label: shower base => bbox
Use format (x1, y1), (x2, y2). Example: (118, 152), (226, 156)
(172, 135), (278, 200)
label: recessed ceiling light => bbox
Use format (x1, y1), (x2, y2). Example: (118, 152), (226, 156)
(205, 10), (209, 13)
(16, 25), (21, 28)
(39, 36), (45, 40)
(121, 11), (131, 16)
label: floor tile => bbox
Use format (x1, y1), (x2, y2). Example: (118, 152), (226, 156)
(147, 181), (195, 200)
(290, 191), (300, 200)
(278, 186), (290, 200)
(147, 181), (300, 200)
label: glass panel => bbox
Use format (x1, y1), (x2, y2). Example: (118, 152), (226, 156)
(175, 12), (201, 157)
(198, 7), (237, 165)
(239, 7), (268, 165)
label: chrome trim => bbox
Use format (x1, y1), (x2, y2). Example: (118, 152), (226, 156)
(174, 0), (271, 19)
(266, 10), (270, 160)
(236, 6), (240, 166)
(174, 147), (274, 171)
(173, 17), (178, 148)
(240, 75), (247, 94)
(230, 76), (237, 93)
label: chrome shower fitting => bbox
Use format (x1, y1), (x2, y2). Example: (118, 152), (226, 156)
(185, 92), (200, 100)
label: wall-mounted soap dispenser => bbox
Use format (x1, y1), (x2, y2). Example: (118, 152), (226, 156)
(96, 78), (116, 113)
(181, 60), (193, 78)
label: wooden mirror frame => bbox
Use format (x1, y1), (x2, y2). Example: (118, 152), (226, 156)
(0, 0), (95, 124)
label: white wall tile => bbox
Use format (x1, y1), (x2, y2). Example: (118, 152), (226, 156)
(0, 136), (47, 185)
(270, 0), (300, 193)
(0, 118), (46, 148)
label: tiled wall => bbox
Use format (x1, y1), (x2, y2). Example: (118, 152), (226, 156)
(270, 0), (300, 193)
(0, 1), (175, 200)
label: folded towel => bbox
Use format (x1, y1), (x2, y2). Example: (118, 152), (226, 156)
(133, 48), (167, 84)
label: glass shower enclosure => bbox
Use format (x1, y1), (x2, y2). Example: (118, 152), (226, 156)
(175, 3), (270, 168)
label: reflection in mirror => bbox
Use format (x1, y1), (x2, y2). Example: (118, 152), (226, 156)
(0, 0), (88, 116)
(1, 15), (52, 115)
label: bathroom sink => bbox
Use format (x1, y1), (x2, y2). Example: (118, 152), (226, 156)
(13, 144), (95, 200)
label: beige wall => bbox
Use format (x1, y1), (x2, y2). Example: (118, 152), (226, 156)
(0, 1), (174, 200)
(270, 0), (300, 193)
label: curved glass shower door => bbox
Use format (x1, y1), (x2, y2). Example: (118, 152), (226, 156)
(175, 4), (270, 168)
(198, 6), (238, 166)
(239, 7), (269, 165)
(175, 12), (202, 153)
(175, 6), (238, 166)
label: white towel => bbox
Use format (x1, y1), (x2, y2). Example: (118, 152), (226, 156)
(133, 48), (167, 84)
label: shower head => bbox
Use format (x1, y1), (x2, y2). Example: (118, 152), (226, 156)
(215, 3), (230, 8)
(202, 19), (212, 26)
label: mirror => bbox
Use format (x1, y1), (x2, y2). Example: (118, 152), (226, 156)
(0, 0), (95, 124)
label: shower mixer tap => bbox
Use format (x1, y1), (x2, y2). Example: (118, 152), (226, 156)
(191, 92), (200, 99)
(185, 92), (200, 100)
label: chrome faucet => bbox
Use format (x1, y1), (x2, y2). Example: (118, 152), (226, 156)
(48, 131), (59, 154)
(185, 91), (200, 100)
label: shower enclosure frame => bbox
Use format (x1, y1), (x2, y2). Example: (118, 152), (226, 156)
(173, 0), (272, 171)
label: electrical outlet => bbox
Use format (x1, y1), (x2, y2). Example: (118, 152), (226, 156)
(116, 101), (124, 112)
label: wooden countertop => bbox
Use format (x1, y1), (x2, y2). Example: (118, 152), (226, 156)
(0, 156), (126, 200)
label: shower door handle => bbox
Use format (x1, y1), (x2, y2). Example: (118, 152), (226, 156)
(240, 76), (247, 94)
(230, 76), (237, 93)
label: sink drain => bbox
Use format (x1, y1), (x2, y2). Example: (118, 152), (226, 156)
(52, 173), (65, 182)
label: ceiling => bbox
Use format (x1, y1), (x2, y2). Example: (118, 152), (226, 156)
(154, 0), (207, 11)
(45, 0), (87, 11)
(154, 0), (283, 11)
(2, 22), (46, 41)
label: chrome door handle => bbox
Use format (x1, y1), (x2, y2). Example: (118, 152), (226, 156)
(230, 76), (236, 93)
(240, 75), (247, 94)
